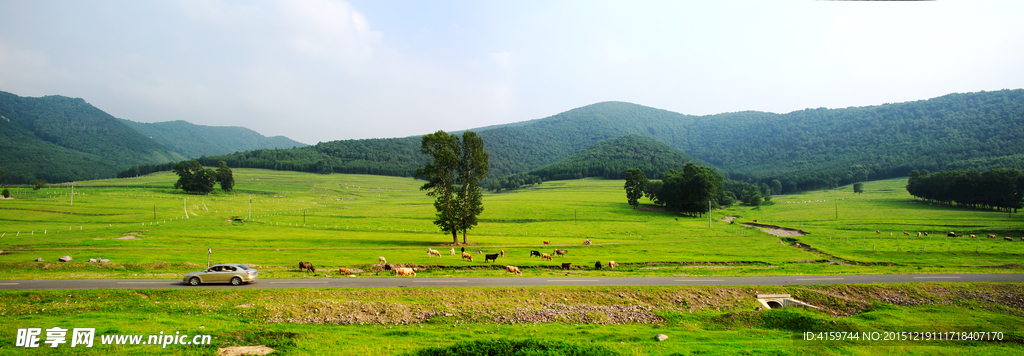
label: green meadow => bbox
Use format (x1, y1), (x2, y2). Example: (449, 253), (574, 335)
(0, 169), (1021, 278)
(2, 170), (1023, 355)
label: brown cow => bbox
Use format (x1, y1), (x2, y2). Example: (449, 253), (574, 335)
(969, 234), (977, 239)
(428, 248), (441, 258)
(298, 261), (315, 273)
(553, 249), (568, 256)
(543, 241), (550, 245)
(608, 261), (618, 269)
(988, 234), (997, 239)
(1004, 237), (1014, 242)
(875, 230), (880, 234)
(338, 267), (351, 275)
(540, 253), (552, 261)
(461, 252), (474, 262)
(394, 267), (416, 276)
(504, 265), (521, 275)
(903, 231), (910, 236)
(923, 232), (929, 236)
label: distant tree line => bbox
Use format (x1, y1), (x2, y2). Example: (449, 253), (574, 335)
(906, 168), (1024, 212)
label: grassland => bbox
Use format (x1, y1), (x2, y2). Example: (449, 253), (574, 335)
(1, 170), (1023, 355)
(0, 170), (1021, 278)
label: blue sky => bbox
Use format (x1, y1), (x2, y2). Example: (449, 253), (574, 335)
(1, 0), (1022, 144)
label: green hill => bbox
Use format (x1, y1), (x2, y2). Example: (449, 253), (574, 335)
(129, 89), (1024, 193)
(0, 91), (185, 184)
(529, 135), (714, 180)
(120, 119), (307, 158)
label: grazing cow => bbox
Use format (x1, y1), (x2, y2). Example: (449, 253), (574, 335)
(543, 241), (550, 245)
(485, 253), (499, 263)
(530, 250), (541, 257)
(969, 234), (977, 239)
(504, 265), (522, 275)
(917, 232), (922, 238)
(428, 248), (441, 257)
(875, 230), (880, 234)
(923, 232), (929, 236)
(1004, 237), (1013, 242)
(338, 267), (351, 275)
(594, 261), (602, 270)
(608, 261), (618, 269)
(561, 262), (572, 270)
(795, 243), (802, 247)
(947, 232), (956, 237)
(379, 256), (387, 264)
(956, 234), (963, 238)
(394, 267), (416, 276)
(540, 253), (552, 261)
(462, 252), (474, 262)
(553, 249), (568, 256)
(903, 231), (910, 236)
(450, 248), (456, 255)
(500, 250), (505, 257)
(1020, 237), (1023, 242)
(988, 234), (997, 239)
(299, 261), (316, 273)
(384, 264), (393, 271)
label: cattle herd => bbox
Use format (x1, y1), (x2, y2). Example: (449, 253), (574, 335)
(873, 230), (1021, 242)
(295, 240), (618, 278)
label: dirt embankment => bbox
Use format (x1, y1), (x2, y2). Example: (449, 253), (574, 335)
(258, 283), (1024, 325)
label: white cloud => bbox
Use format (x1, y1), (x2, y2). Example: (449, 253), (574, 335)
(488, 51), (513, 71)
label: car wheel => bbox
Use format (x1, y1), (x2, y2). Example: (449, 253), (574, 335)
(230, 277), (242, 286)
(189, 277), (201, 286)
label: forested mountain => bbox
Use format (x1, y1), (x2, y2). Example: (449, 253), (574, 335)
(188, 89), (1024, 193)
(0, 91), (185, 184)
(0, 91), (309, 184)
(120, 119), (307, 158)
(528, 135), (715, 180)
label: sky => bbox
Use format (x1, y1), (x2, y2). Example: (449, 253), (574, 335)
(1, 0), (1022, 145)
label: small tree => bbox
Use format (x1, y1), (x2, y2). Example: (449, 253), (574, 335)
(31, 179), (47, 190)
(2, 188), (9, 198)
(853, 182), (864, 193)
(216, 161), (234, 192)
(624, 168), (648, 209)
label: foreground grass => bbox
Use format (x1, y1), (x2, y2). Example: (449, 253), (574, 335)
(1, 283), (1022, 355)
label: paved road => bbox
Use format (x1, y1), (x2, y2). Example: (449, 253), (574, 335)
(2, 274), (1023, 290)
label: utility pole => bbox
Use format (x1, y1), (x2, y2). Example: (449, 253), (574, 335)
(248, 196), (252, 221)
(70, 185), (74, 206)
(154, 205), (156, 220)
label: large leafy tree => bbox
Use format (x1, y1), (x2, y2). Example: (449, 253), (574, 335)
(216, 161), (235, 192)
(456, 131), (489, 244)
(417, 131), (462, 244)
(418, 130), (489, 244)
(173, 160), (217, 194)
(624, 168), (648, 209)
(658, 163), (723, 216)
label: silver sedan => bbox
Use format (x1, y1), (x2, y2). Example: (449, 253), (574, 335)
(182, 263), (258, 286)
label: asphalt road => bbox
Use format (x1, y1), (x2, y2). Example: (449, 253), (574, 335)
(2, 274), (1023, 290)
